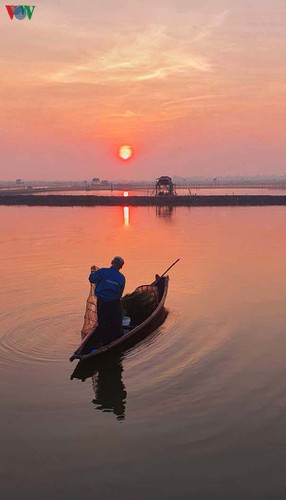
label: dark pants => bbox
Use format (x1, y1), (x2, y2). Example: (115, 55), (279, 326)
(97, 298), (123, 345)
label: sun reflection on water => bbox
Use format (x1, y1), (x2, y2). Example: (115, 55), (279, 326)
(123, 206), (130, 226)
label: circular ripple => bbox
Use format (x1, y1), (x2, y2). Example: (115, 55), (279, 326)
(0, 311), (81, 366)
(122, 310), (238, 423)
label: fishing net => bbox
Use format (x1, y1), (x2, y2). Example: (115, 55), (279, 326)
(122, 284), (159, 326)
(81, 283), (98, 339)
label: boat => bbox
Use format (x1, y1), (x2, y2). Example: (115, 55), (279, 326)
(69, 275), (169, 362)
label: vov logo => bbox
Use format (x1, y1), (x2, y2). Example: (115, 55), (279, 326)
(6, 5), (36, 20)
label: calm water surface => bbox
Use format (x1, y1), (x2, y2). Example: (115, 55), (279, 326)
(33, 187), (286, 196)
(1, 206), (286, 499)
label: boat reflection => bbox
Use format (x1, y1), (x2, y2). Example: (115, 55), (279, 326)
(71, 352), (127, 421)
(156, 206), (175, 220)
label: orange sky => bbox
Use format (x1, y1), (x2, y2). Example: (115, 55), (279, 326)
(0, 0), (285, 180)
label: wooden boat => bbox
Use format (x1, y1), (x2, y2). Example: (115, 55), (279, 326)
(69, 275), (169, 362)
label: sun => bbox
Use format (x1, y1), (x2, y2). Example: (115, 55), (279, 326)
(119, 145), (132, 161)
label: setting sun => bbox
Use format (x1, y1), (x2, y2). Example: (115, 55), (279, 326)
(119, 145), (132, 161)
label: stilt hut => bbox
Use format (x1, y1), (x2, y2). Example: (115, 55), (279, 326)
(155, 176), (177, 196)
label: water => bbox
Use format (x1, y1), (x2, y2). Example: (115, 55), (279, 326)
(1, 205), (286, 499)
(32, 187), (286, 196)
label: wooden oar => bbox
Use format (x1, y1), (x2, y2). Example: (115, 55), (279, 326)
(160, 258), (180, 277)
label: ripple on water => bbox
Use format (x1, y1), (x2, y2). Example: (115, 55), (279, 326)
(122, 310), (243, 427)
(0, 311), (80, 366)
(126, 310), (234, 385)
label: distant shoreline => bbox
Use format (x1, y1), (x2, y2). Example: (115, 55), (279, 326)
(1, 194), (286, 207)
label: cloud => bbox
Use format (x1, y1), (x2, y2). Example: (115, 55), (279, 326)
(194, 10), (229, 42)
(45, 25), (212, 85)
(109, 110), (141, 118)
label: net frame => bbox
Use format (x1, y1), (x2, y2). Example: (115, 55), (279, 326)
(81, 285), (98, 339)
(134, 284), (159, 304)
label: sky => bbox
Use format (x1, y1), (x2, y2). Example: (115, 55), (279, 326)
(0, 0), (285, 180)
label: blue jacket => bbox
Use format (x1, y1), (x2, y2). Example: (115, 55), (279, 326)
(89, 266), (125, 301)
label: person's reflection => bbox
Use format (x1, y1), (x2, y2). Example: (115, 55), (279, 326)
(71, 352), (127, 421)
(92, 354), (127, 421)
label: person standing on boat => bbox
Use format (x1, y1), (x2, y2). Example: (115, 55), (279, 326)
(89, 257), (125, 346)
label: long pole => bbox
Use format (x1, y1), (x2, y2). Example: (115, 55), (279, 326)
(160, 258), (180, 277)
